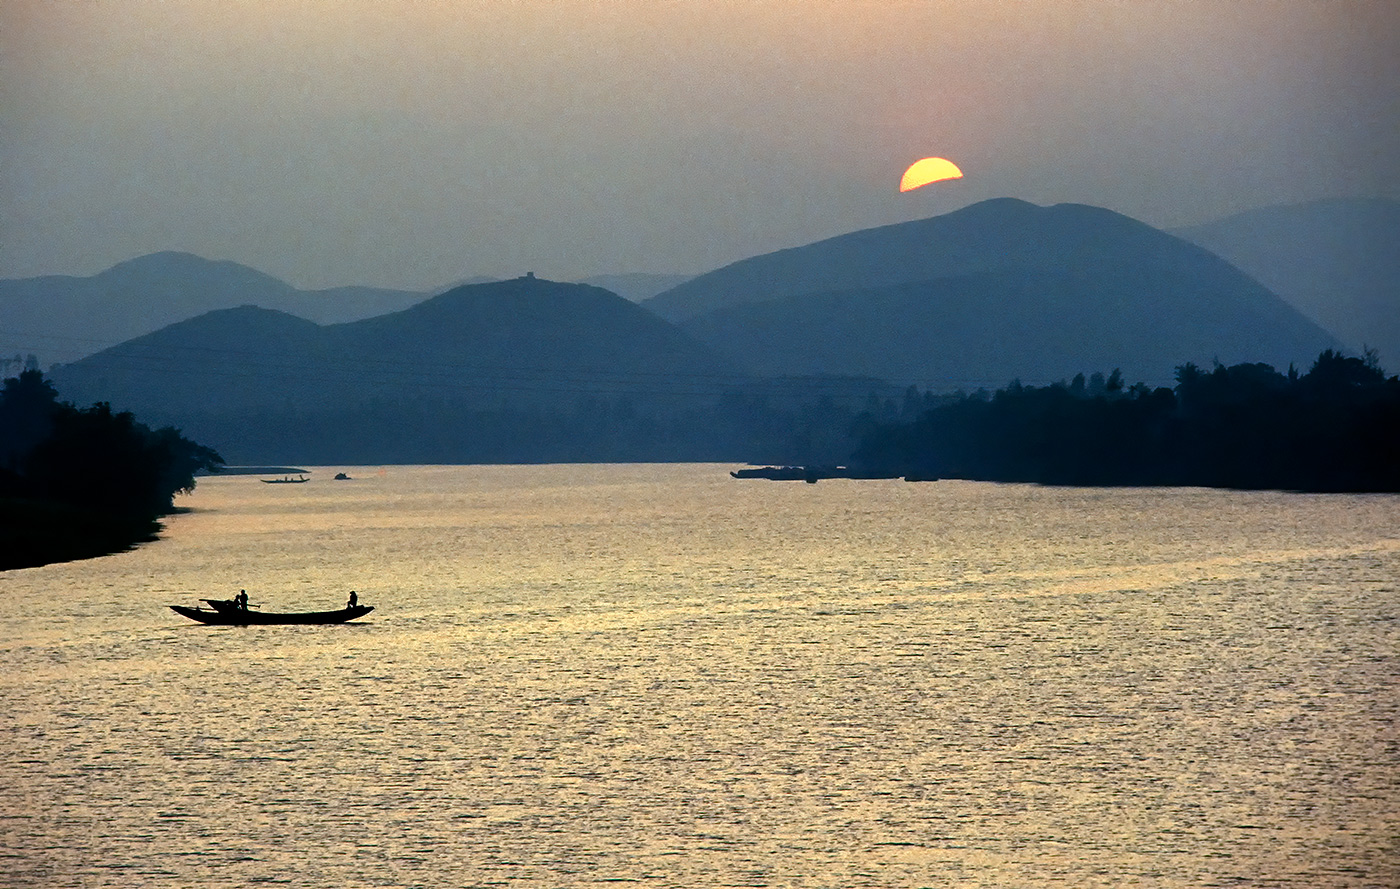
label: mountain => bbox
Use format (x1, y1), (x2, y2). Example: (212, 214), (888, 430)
(645, 197), (1138, 322)
(49, 276), (748, 462)
(650, 198), (1341, 386)
(51, 306), (334, 416)
(1172, 198), (1400, 367)
(329, 275), (724, 380)
(0, 252), (430, 367)
(578, 273), (693, 303)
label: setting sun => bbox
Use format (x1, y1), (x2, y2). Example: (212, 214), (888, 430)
(899, 157), (963, 192)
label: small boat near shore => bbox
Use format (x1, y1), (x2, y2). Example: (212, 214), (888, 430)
(170, 597), (373, 625)
(261, 475), (308, 484)
(730, 465), (902, 482)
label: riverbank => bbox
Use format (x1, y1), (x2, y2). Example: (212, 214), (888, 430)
(0, 498), (162, 571)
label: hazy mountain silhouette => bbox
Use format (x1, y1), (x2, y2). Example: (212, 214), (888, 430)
(650, 198), (1340, 385)
(1173, 198), (1400, 366)
(30, 203), (1358, 461)
(50, 276), (744, 451)
(579, 273), (693, 303)
(0, 252), (430, 366)
(430, 274), (690, 301)
(645, 198), (1163, 322)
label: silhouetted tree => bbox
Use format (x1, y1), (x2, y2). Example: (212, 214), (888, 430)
(1, 371), (224, 569)
(0, 369), (59, 473)
(852, 352), (1400, 492)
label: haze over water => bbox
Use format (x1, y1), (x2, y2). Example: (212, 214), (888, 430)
(3, 465), (1397, 887)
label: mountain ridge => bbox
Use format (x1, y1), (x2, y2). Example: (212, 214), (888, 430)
(643, 198), (1238, 323)
(24, 198), (1374, 462)
(657, 198), (1340, 386)
(0, 252), (429, 367)
(49, 277), (747, 459)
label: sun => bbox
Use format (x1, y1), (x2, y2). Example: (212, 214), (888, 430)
(900, 157), (963, 192)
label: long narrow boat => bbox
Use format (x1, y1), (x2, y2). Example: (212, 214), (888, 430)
(170, 598), (373, 625)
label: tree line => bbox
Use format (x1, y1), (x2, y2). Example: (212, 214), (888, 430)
(0, 370), (224, 570)
(6, 345), (1392, 569)
(852, 351), (1400, 492)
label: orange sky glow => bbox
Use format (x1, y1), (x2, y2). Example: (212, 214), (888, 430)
(1, 0), (1396, 288)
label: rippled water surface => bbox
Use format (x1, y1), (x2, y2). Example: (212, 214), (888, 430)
(3, 465), (1398, 887)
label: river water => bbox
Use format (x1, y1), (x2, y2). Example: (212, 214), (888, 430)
(2, 465), (1397, 887)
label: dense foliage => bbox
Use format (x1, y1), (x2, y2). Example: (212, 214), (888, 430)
(0, 370), (224, 569)
(853, 351), (1400, 492)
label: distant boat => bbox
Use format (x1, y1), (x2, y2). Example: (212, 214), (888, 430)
(730, 465), (899, 482)
(334, 472), (351, 480)
(731, 465), (814, 481)
(261, 475), (308, 484)
(170, 598), (373, 625)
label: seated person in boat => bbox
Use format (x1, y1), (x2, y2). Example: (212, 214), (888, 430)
(347, 590), (358, 608)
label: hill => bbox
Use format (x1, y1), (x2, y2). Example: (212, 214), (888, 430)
(1172, 198), (1400, 367)
(652, 198), (1340, 386)
(0, 252), (429, 367)
(51, 305), (333, 416)
(49, 277), (750, 463)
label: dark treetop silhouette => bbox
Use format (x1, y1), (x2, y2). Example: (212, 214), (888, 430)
(851, 351), (1400, 493)
(0, 370), (224, 570)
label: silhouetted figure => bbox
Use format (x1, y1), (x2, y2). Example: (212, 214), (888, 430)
(347, 590), (357, 609)
(237, 590), (249, 610)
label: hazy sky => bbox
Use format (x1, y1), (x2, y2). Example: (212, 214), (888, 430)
(3, 0), (1397, 289)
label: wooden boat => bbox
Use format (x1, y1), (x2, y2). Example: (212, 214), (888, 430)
(170, 598), (373, 625)
(261, 475), (308, 484)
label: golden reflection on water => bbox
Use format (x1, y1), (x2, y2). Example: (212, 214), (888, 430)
(2, 465), (1398, 887)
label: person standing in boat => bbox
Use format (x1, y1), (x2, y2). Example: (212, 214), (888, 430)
(347, 590), (357, 609)
(237, 590), (249, 610)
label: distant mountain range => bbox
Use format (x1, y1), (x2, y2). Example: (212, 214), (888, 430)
(18, 196), (1386, 462)
(0, 252), (431, 367)
(0, 253), (694, 369)
(50, 277), (746, 462)
(1172, 197), (1400, 367)
(646, 198), (1340, 386)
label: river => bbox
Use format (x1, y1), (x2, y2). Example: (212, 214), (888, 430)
(2, 465), (1397, 887)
